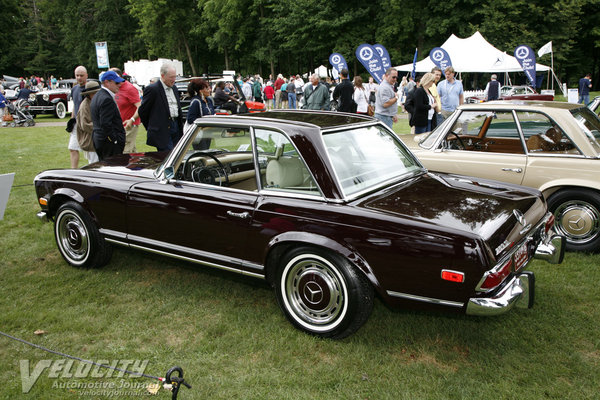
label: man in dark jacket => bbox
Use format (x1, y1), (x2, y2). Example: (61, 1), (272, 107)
(138, 62), (183, 151)
(332, 69), (355, 112)
(90, 71), (126, 160)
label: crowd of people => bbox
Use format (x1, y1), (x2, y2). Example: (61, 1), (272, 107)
(2, 62), (524, 169)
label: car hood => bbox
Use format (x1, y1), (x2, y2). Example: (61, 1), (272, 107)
(81, 151), (168, 178)
(355, 172), (546, 260)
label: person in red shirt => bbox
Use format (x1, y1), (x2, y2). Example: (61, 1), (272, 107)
(274, 74), (285, 109)
(264, 83), (275, 110)
(111, 68), (141, 153)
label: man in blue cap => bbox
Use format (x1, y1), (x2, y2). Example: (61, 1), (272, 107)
(90, 70), (126, 160)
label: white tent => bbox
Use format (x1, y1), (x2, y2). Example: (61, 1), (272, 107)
(394, 31), (550, 73)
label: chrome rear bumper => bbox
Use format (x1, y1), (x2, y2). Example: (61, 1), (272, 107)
(36, 211), (49, 222)
(466, 272), (534, 316)
(534, 234), (565, 264)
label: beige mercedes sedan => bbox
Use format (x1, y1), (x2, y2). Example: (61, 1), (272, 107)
(401, 101), (600, 252)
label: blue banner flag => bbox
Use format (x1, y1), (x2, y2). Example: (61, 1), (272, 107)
(329, 53), (348, 74)
(514, 45), (536, 87)
(373, 44), (391, 70)
(429, 47), (452, 71)
(411, 48), (418, 79)
(356, 44), (385, 83)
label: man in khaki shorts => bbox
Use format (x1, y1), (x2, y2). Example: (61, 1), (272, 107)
(111, 68), (141, 153)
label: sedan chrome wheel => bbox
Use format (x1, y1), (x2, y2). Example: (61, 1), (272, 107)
(276, 247), (374, 339)
(56, 209), (90, 265)
(548, 189), (600, 252)
(282, 254), (348, 331)
(54, 201), (112, 268)
(553, 200), (600, 245)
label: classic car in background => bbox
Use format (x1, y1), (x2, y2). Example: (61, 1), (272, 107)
(176, 74), (265, 119)
(26, 86), (71, 118)
(402, 101), (600, 252)
(466, 86), (554, 103)
(35, 111), (563, 338)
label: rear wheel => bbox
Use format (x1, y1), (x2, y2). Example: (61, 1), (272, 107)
(275, 246), (373, 339)
(54, 201), (112, 268)
(54, 101), (67, 119)
(548, 189), (600, 252)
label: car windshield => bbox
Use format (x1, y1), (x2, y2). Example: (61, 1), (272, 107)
(322, 125), (423, 197)
(571, 107), (600, 155)
(418, 110), (470, 149)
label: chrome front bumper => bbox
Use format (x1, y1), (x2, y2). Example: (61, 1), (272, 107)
(466, 272), (534, 316)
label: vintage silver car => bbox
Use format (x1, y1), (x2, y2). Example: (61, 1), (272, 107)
(401, 101), (600, 252)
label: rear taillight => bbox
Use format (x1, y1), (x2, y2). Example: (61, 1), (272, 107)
(480, 259), (512, 290)
(545, 214), (555, 233)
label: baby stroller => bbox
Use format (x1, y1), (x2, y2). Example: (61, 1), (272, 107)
(2, 99), (35, 127)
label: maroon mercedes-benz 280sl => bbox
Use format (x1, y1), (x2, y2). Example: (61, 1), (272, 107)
(34, 111), (564, 338)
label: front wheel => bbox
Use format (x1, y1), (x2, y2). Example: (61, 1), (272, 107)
(275, 247), (373, 339)
(54, 101), (67, 119)
(548, 189), (600, 252)
(54, 201), (112, 268)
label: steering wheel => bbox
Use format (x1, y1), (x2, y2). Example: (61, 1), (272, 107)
(446, 132), (466, 150)
(182, 152), (229, 185)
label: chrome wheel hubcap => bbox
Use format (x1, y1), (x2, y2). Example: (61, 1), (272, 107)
(57, 212), (89, 263)
(283, 254), (347, 331)
(554, 200), (600, 244)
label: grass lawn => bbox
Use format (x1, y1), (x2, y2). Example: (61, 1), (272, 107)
(0, 121), (599, 399)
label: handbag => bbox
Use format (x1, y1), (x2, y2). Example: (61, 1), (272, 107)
(367, 104), (375, 116)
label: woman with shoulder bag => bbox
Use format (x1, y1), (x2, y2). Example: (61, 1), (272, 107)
(411, 73), (439, 134)
(353, 76), (370, 115)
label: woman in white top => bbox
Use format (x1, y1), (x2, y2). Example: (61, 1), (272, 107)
(352, 76), (369, 114)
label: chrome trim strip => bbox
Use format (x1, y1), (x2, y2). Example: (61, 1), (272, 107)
(128, 243), (265, 279)
(99, 228), (127, 240)
(102, 232), (265, 279)
(386, 290), (464, 308)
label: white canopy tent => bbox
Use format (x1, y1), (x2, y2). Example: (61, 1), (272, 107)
(394, 31), (551, 73)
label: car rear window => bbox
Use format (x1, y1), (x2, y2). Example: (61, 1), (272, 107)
(571, 107), (600, 155)
(322, 125), (422, 197)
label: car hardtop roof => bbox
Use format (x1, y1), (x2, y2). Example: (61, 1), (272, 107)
(460, 100), (585, 111)
(237, 110), (376, 129)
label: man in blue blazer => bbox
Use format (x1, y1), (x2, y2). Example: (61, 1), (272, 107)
(90, 71), (126, 161)
(138, 62), (183, 151)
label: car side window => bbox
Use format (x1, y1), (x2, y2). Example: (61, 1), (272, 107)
(175, 126), (258, 190)
(254, 129), (321, 196)
(444, 111), (523, 154)
(516, 111), (580, 154)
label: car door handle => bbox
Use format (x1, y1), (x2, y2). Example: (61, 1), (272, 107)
(227, 211), (251, 219)
(501, 168), (523, 173)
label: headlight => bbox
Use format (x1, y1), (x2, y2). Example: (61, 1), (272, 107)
(42, 93), (50, 102)
(29, 93), (36, 102)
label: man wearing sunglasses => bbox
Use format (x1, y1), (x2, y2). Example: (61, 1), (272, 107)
(374, 67), (399, 129)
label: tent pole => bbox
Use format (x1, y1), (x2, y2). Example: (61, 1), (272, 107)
(551, 51), (554, 90)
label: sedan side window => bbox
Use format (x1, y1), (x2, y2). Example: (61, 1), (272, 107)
(254, 129), (321, 196)
(175, 126), (258, 190)
(516, 111), (580, 155)
(443, 111), (523, 154)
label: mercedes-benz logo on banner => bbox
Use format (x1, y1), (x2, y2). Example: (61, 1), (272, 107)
(331, 55), (341, 64)
(360, 47), (373, 61)
(515, 46), (529, 59)
(432, 50), (444, 62)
